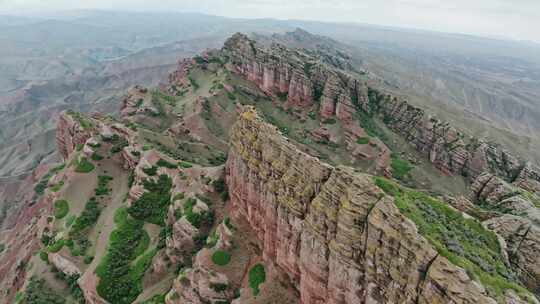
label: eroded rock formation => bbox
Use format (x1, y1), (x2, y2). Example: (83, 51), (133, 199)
(223, 33), (540, 186)
(225, 107), (531, 303)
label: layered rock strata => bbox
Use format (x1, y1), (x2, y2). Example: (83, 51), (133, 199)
(222, 33), (540, 187)
(226, 107), (528, 303)
(471, 172), (540, 294)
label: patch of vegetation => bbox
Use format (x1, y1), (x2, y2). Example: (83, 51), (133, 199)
(68, 197), (102, 255)
(67, 110), (95, 130)
(128, 174), (172, 226)
(140, 294), (166, 304)
(104, 134), (129, 154)
(210, 282), (228, 292)
(356, 137), (370, 145)
(227, 91), (237, 100)
(189, 76), (200, 90)
(304, 62), (315, 77)
(193, 55), (206, 64)
(88, 141), (101, 149)
(74, 157), (95, 173)
(211, 250), (231, 266)
(276, 92), (288, 102)
(179, 161), (193, 168)
(47, 239), (65, 253)
(156, 158), (177, 169)
(390, 155), (413, 180)
(49, 180), (64, 192)
(34, 164), (65, 196)
(312, 84), (324, 103)
(22, 276), (65, 304)
(153, 90), (177, 107)
(53, 199), (69, 219)
(263, 113), (289, 135)
(182, 197), (214, 229)
(355, 110), (388, 141)
(248, 264), (266, 296)
(91, 152), (104, 161)
(323, 118), (337, 124)
(142, 166), (158, 176)
(51, 266), (85, 303)
(39, 250), (48, 262)
(212, 178), (229, 202)
(374, 177), (532, 300)
(95, 175), (113, 196)
(96, 210), (152, 304)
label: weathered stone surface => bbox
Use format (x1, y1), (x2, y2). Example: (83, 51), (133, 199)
(48, 253), (81, 277)
(165, 251), (233, 304)
(225, 107), (516, 303)
(56, 111), (96, 159)
(485, 215), (540, 295)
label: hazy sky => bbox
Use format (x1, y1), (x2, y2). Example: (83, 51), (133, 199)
(1, 0), (540, 42)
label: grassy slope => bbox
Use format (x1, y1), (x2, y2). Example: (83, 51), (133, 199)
(374, 177), (534, 301)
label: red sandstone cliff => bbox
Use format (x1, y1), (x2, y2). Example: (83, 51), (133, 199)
(225, 107), (534, 303)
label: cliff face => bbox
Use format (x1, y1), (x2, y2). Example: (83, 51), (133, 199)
(226, 107), (528, 303)
(223, 33), (540, 189)
(223, 33), (363, 123)
(471, 173), (540, 294)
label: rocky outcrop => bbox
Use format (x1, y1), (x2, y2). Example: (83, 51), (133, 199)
(56, 111), (96, 159)
(48, 253), (81, 276)
(470, 172), (540, 294)
(485, 215), (540, 295)
(225, 107), (531, 303)
(223, 33), (366, 120)
(166, 250), (233, 304)
(222, 33), (540, 187)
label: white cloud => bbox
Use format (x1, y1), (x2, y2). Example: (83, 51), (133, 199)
(0, 0), (539, 42)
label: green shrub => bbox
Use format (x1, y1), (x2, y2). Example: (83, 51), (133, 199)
(74, 157), (95, 173)
(103, 134), (129, 154)
(49, 180), (64, 192)
(227, 91), (237, 100)
(39, 251), (48, 262)
(220, 191), (229, 202)
(276, 92), (288, 102)
(173, 192), (185, 201)
(182, 197), (214, 229)
(390, 156), (413, 180)
(91, 152), (104, 161)
(210, 282), (228, 292)
(96, 212), (153, 304)
(248, 264), (266, 296)
(140, 294), (166, 304)
(53, 199), (69, 219)
(51, 265), (85, 303)
(47, 239), (65, 253)
(68, 196), (102, 255)
(323, 118), (337, 124)
(212, 178), (226, 193)
(142, 166), (158, 176)
(84, 255), (94, 264)
(75, 143), (84, 151)
(23, 277), (64, 304)
(179, 161), (193, 168)
(157, 158), (177, 169)
(95, 175), (113, 196)
(356, 137), (370, 145)
(189, 76), (200, 90)
(211, 250), (231, 266)
(34, 164), (65, 196)
(128, 175), (172, 225)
